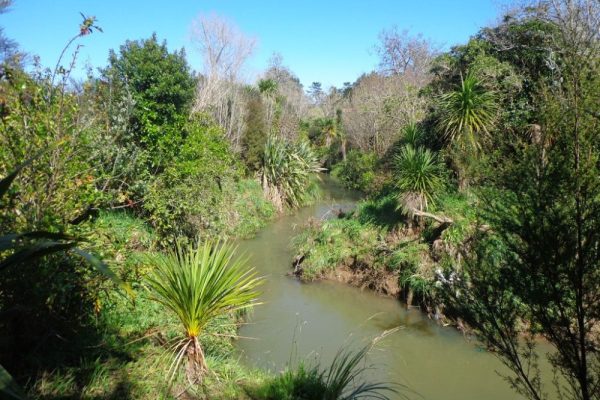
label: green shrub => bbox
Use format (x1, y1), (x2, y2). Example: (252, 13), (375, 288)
(256, 345), (397, 400)
(230, 179), (276, 238)
(293, 218), (382, 280)
(391, 240), (435, 305)
(393, 145), (446, 216)
(82, 211), (156, 284)
(261, 136), (323, 212)
(331, 150), (378, 193)
(144, 118), (242, 241)
(103, 34), (195, 168)
(0, 67), (104, 231)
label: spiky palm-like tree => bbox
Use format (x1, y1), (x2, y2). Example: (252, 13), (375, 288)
(261, 136), (323, 212)
(401, 122), (423, 147)
(145, 240), (262, 385)
(394, 145), (445, 217)
(437, 73), (497, 149)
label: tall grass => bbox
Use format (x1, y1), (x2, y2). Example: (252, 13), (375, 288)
(258, 341), (402, 400)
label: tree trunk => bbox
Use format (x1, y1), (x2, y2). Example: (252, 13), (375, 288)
(186, 337), (207, 384)
(406, 288), (414, 308)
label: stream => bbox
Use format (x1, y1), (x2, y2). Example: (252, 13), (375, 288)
(236, 175), (546, 400)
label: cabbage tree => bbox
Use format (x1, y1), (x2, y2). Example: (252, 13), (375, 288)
(145, 240), (262, 384)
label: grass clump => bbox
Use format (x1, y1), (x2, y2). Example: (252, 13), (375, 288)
(254, 345), (398, 400)
(355, 193), (404, 230)
(230, 179), (277, 238)
(293, 218), (383, 280)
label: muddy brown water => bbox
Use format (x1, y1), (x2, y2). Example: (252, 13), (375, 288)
(236, 175), (554, 400)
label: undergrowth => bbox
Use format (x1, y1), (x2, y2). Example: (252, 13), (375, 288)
(292, 186), (481, 311)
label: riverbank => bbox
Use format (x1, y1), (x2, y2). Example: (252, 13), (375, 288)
(291, 187), (479, 323)
(17, 208), (271, 399)
(236, 177), (534, 400)
(18, 176), (328, 399)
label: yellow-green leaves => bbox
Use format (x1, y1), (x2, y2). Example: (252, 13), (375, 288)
(145, 240), (262, 340)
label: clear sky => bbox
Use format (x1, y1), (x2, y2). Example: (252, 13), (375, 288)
(1, 0), (510, 89)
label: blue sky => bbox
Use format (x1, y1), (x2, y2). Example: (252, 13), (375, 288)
(1, 0), (509, 89)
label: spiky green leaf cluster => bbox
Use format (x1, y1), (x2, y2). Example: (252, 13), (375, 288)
(145, 240), (262, 339)
(394, 145), (445, 214)
(262, 344), (399, 400)
(262, 136), (323, 209)
(438, 73), (497, 149)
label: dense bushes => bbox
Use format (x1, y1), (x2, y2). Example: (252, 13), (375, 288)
(103, 34), (196, 169)
(0, 24), (301, 397)
(331, 150), (379, 193)
(0, 67), (104, 230)
(144, 117), (241, 240)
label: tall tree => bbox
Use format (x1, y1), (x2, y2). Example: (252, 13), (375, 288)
(241, 87), (267, 172)
(375, 27), (437, 87)
(104, 34), (195, 167)
(440, 2), (600, 400)
(308, 81), (324, 105)
(190, 13), (256, 148)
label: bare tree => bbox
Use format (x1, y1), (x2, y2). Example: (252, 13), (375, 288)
(375, 27), (438, 87)
(341, 72), (427, 156)
(261, 54), (310, 140)
(190, 14), (256, 148)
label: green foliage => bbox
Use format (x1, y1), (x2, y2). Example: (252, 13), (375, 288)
(258, 78), (278, 95)
(480, 18), (560, 84)
(104, 34), (195, 167)
(144, 117), (241, 241)
(394, 145), (445, 214)
(25, 270), (264, 400)
(306, 117), (337, 147)
(439, 7), (600, 396)
(293, 218), (382, 280)
(388, 240), (429, 274)
(332, 150), (379, 193)
(437, 73), (498, 149)
(230, 179), (276, 238)
(355, 193), (404, 230)
(257, 345), (397, 400)
(432, 193), (478, 246)
(0, 166), (135, 398)
(242, 89), (268, 172)
(261, 136), (323, 211)
(144, 240), (262, 383)
(401, 122), (424, 147)
(0, 67), (103, 229)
